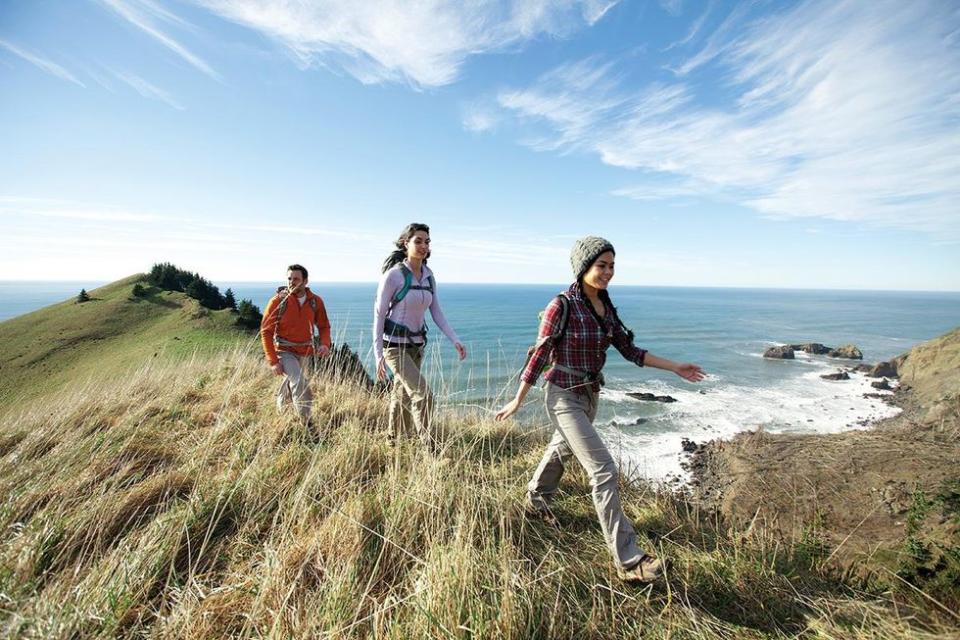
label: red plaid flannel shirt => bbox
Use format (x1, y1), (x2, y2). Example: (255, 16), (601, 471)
(521, 284), (647, 393)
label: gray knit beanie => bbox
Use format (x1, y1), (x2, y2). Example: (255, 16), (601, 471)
(570, 236), (615, 280)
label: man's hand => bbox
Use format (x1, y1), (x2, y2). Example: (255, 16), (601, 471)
(317, 344), (331, 358)
(271, 362), (284, 376)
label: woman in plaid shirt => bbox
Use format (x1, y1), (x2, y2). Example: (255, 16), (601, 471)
(495, 236), (705, 583)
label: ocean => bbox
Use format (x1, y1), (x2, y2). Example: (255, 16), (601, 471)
(3, 281), (959, 480)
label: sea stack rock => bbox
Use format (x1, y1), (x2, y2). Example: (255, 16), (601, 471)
(789, 343), (831, 355)
(764, 345), (795, 359)
(828, 344), (863, 360)
(821, 371), (851, 381)
(871, 379), (892, 390)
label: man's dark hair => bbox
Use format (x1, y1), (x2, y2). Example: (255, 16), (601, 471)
(287, 264), (308, 281)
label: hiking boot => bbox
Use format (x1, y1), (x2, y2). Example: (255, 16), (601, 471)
(523, 496), (559, 527)
(304, 419), (324, 445)
(618, 555), (664, 584)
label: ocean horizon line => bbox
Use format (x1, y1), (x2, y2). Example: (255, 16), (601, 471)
(2, 279), (960, 295)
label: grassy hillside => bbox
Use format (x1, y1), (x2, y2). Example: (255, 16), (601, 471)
(0, 347), (956, 639)
(0, 275), (255, 408)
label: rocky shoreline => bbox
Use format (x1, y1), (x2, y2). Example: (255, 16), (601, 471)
(684, 327), (960, 581)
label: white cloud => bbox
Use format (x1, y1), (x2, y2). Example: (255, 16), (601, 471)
(0, 39), (86, 87)
(98, 0), (221, 80)
(192, 0), (617, 87)
(489, 0), (960, 239)
(112, 71), (186, 110)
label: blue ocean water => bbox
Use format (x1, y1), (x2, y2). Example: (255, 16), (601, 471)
(3, 281), (959, 478)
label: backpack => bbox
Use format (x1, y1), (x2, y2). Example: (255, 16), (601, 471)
(388, 264), (434, 312)
(383, 264), (434, 341)
(275, 286), (318, 318)
(524, 292), (635, 360)
(525, 294), (571, 361)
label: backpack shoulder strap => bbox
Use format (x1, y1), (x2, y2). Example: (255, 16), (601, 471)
(275, 286), (290, 318)
(391, 264), (414, 307)
(552, 293), (571, 341)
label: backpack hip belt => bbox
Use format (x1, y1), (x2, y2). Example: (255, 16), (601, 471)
(276, 337), (314, 348)
(552, 363), (605, 387)
(383, 317), (428, 340)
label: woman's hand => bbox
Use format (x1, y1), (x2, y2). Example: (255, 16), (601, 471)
(376, 357), (388, 381)
(455, 342), (467, 361)
(495, 398), (522, 422)
(673, 363), (706, 382)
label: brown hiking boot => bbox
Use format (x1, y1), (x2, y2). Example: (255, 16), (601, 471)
(523, 496), (559, 527)
(618, 555), (664, 583)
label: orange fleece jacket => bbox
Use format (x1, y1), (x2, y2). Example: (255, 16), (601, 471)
(260, 287), (332, 365)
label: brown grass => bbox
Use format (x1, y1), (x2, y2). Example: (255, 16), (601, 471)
(0, 343), (955, 639)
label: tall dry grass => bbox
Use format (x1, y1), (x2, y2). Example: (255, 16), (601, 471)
(0, 342), (955, 639)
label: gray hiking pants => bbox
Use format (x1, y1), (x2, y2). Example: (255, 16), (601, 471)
(277, 351), (313, 420)
(528, 382), (645, 569)
(384, 345), (437, 451)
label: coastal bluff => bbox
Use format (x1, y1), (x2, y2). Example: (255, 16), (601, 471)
(692, 327), (960, 603)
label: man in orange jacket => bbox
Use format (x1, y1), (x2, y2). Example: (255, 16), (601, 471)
(260, 264), (332, 425)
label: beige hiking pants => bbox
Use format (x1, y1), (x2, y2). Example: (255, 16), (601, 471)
(528, 382), (646, 570)
(277, 351), (313, 421)
(383, 345), (437, 452)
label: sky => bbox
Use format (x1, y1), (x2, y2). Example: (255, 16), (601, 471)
(1, 0), (958, 290)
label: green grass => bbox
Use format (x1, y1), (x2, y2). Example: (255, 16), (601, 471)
(0, 275), (254, 409)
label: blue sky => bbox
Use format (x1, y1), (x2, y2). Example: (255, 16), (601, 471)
(1, 0), (958, 290)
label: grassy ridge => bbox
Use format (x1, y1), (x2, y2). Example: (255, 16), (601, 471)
(0, 275), (254, 407)
(0, 345), (955, 639)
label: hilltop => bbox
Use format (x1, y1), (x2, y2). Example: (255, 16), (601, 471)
(0, 274), (258, 407)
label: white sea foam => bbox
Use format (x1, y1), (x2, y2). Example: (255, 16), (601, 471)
(599, 358), (901, 483)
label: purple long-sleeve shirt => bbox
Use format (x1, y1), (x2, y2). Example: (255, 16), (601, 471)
(373, 260), (460, 363)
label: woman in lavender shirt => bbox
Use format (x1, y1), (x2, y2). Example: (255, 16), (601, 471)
(373, 223), (467, 453)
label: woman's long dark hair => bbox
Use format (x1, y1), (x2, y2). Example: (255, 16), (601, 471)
(576, 268), (636, 343)
(381, 223), (431, 273)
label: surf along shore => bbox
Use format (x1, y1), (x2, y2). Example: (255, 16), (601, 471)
(689, 327), (960, 614)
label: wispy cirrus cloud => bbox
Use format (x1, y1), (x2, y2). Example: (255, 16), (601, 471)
(192, 0), (618, 87)
(483, 0), (960, 239)
(97, 0), (220, 80)
(112, 71), (186, 110)
(0, 39), (85, 87)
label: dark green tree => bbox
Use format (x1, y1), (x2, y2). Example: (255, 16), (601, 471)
(236, 299), (263, 330)
(132, 283), (147, 297)
(76, 289), (90, 303)
(224, 288), (237, 310)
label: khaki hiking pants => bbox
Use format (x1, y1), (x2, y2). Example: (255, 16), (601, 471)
(528, 382), (646, 570)
(277, 351), (313, 421)
(383, 345), (438, 452)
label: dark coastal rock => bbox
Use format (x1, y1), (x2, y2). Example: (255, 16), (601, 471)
(855, 364), (874, 373)
(828, 344), (863, 360)
(869, 361), (899, 378)
(871, 379), (892, 390)
(681, 437), (699, 453)
(763, 345), (795, 359)
(788, 343), (832, 355)
(821, 371), (850, 381)
(626, 392), (678, 403)
(611, 417), (648, 427)
(317, 343), (375, 388)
